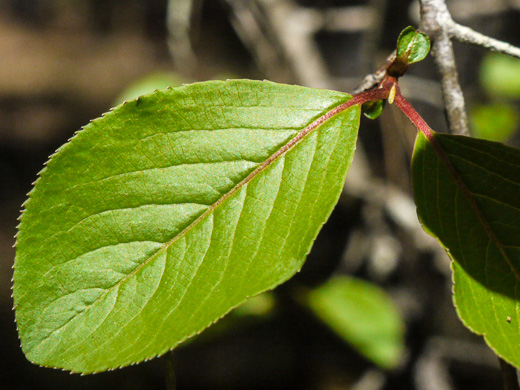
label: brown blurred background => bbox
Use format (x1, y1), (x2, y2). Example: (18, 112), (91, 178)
(2, 1), (520, 389)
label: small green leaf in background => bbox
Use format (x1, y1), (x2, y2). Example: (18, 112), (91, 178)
(412, 132), (520, 368)
(305, 276), (405, 369)
(473, 53), (520, 142)
(114, 72), (237, 105)
(481, 53), (520, 99)
(183, 292), (276, 346)
(362, 99), (385, 120)
(232, 291), (275, 318)
(470, 103), (518, 142)
(396, 26), (430, 65)
(13, 80), (361, 373)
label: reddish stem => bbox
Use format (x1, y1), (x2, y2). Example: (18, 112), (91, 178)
(338, 86), (391, 111)
(351, 76), (435, 144)
(392, 84), (456, 180)
(393, 85), (435, 142)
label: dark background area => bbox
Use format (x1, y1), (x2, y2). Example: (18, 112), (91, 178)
(1, 1), (519, 389)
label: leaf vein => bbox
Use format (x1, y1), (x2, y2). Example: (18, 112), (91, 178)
(445, 153), (520, 187)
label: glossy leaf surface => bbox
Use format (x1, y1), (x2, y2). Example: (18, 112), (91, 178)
(412, 132), (520, 367)
(396, 26), (430, 65)
(305, 276), (404, 369)
(13, 80), (360, 373)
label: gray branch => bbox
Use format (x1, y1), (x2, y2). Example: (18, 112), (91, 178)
(166, 0), (200, 76)
(353, 50), (395, 94)
(449, 22), (520, 59)
(419, 0), (469, 136)
(417, 0), (520, 136)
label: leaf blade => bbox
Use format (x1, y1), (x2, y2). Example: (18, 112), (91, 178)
(412, 132), (520, 367)
(14, 80), (360, 373)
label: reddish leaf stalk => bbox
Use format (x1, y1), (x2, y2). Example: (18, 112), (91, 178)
(333, 86), (390, 114)
(392, 85), (434, 142)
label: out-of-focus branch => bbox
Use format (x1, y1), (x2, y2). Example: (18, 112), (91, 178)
(225, 0), (296, 83)
(358, 0), (389, 77)
(256, 0), (333, 88)
(353, 50), (395, 94)
(166, 0), (200, 76)
(449, 23), (520, 59)
(225, 0), (332, 87)
(419, 0), (469, 136)
(448, 0), (520, 21)
(227, 0), (378, 89)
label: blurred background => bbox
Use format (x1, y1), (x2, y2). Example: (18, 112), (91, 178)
(2, 0), (520, 389)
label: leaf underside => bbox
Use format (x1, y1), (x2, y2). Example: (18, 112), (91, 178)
(412, 132), (520, 367)
(13, 80), (360, 373)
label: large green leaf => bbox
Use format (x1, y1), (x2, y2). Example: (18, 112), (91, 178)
(305, 276), (404, 369)
(412, 132), (520, 367)
(13, 80), (360, 373)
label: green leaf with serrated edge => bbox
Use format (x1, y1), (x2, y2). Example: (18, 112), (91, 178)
(396, 26), (430, 65)
(412, 132), (520, 368)
(305, 276), (404, 369)
(13, 79), (360, 374)
(362, 99), (385, 120)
